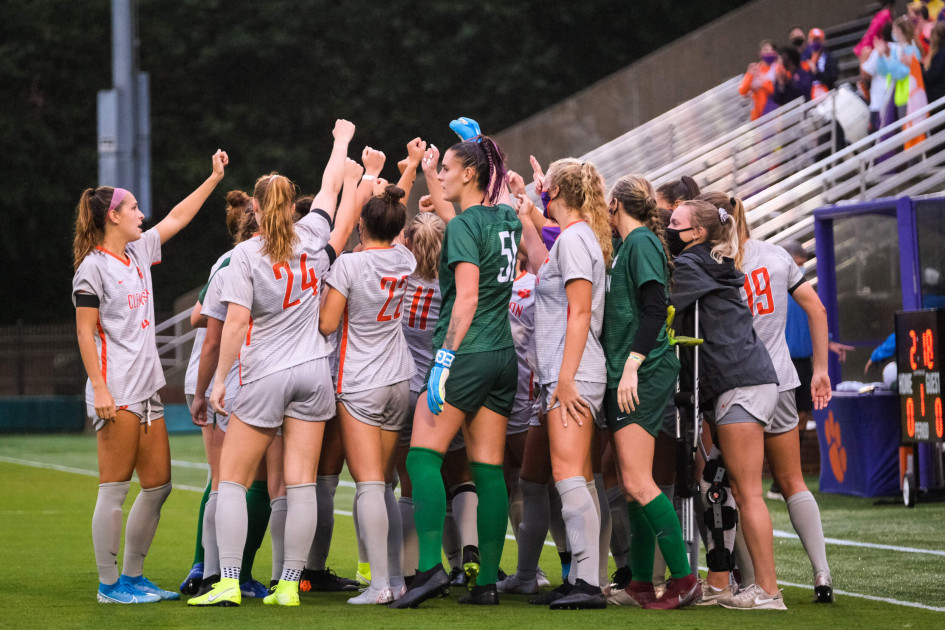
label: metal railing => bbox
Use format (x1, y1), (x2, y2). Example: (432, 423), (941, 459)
(154, 307), (195, 368)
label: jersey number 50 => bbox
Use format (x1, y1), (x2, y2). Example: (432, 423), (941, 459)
(497, 231), (518, 283)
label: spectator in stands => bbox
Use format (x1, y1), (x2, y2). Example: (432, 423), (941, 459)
(802, 28), (839, 99)
(739, 40), (780, 121)
(861, 22), (896, 131)
(775, 46), (813, 104)
(854, 1), (895, 60)
(909, 2), (933, 55)
(789, 26), (807, 54)
(874, 16), (926, 126)
(924, 22), (945, 102)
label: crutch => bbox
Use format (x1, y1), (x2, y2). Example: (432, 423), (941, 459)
(667, 301), (703, 574)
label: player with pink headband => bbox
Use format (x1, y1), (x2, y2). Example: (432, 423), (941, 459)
(72, 150), (229, 604)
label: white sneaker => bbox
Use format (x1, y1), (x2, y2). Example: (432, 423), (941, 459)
(717, 583), (786, 610)
(606, 588), (641, 607)
(536, 567), (551, 588)
(496, 573), (538, 594)
(694, 579), (733, 606)
(347, 585), (393, 605)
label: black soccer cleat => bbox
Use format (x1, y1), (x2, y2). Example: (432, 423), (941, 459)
(549, 579), (606, 610)
(529, 580), (573, 605)
(458, 583), (499, 605)
(389, 566), (450, 609)
(299, 567), (359, 592)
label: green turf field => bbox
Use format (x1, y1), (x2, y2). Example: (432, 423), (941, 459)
(1, 434), (943, 629)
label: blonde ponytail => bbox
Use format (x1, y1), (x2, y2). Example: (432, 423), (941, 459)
(697, 192), (749, 270)
(405, 212), (445, 281)
(253, 173), (298, 264)
(546, 159), (612, 267)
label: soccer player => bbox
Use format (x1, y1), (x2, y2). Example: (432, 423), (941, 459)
(73, 149), (228, 603)
(668, 199), (783, 610)
(391, 135), (522, 608)
(397, 211), (446, 578)
(319, 183), (416, 604)
(514, 159), (611, 610)
(184, 190), (272, 599)
(189, 120), (360, 608)
(604, 174), (699, 609)
(708, 192), (834, 602)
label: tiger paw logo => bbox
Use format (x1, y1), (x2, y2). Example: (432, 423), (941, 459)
(518, 288), (531, 299)
(824, 411), (847, 483)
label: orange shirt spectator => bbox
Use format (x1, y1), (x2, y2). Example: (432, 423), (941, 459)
(739, 40), (779, 120)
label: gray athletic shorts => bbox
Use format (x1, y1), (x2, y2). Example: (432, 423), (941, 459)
(401, 389), (466, 451)
(338, 380), (410, 432)
(715, 383), (778, 428)
(538, 380), (607, 429)
(185, 393), (233, 432)
(765, 389), (800, 435)
(508, 397), (538, 435)
(89, 392), (163, 432)
(232, 358), (334, 429)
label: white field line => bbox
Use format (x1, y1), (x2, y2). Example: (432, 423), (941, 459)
(3, 455), (945, 612)
(772, 528), (945, 557)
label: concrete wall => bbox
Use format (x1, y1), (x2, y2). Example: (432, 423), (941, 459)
(494, 0), (873, 174)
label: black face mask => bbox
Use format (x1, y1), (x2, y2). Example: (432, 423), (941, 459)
(665, 227), (693, 258)
(791, 37), (806, 48)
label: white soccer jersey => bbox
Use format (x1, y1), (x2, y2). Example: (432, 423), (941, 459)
(326, 244), (418, 393)
(72, 228), (164, 407)
(401, 274), (442, 393)
(740, 239), (805, 392)
(509, 271), (537, 415)
(221, 209), (334, 384)
(534, 221), (607, 385)
(184, 251), (230, 396)
(200, 259), (242, 397)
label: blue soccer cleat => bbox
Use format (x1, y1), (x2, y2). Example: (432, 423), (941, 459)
(241, 577), (270, 598)
(121, 574), (180, 600)
(97, 580), (161, 604)
(449, 117), (482, 142)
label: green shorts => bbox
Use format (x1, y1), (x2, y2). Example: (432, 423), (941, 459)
(606, 351), (680, 436)
(422, 347), (518, 417)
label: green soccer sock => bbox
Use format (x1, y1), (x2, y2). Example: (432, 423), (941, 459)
(642, 493), (692, 578)
(406, 447), (447, 573)
(469, 461), (508, 586)
(240, 480), (271, 581)
(192, 481), (211, 565)
(627, 500), (656, 583)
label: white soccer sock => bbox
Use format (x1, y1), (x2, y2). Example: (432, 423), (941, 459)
(202, 491), (220, 577)
(556, 476), (600, 587)
(306, 474), (338, 571)
(92, 481), (130, 585)
(398, 496), (418, 576)
(216, 481), (248, 578)
(355, 481), (389, 590)
(450, 483), (479, 550)
(516, 479), (550, 581)
(508, 468), (524, 541)
(282, 484), (317, 575)
(786, 490), (830, 580)
(269, 495), (287, 582)
(590, 475), (611, 587)
(385, 483), (405, 590)
(122, 481), (172, 578)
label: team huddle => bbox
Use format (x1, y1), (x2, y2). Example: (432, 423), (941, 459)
(72, 117), (834, 612)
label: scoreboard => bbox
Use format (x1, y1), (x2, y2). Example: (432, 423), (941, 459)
(895, 309), (944, 444)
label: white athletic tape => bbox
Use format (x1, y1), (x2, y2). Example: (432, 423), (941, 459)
(3, 454), (944, 612)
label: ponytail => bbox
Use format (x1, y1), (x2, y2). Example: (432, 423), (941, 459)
(449, 135), (508, 205)
(609, 174), (672, 274)
(225, 189), (256, 244)
(682, 200), (739, 264)
(697, 192), (749, 269)
(405, 212), (445, 281)
(73, 187), (117, 270)
(253, 173), (297, 264)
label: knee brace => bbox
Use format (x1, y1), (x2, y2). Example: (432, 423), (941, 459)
(700, 453), (737, 572)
